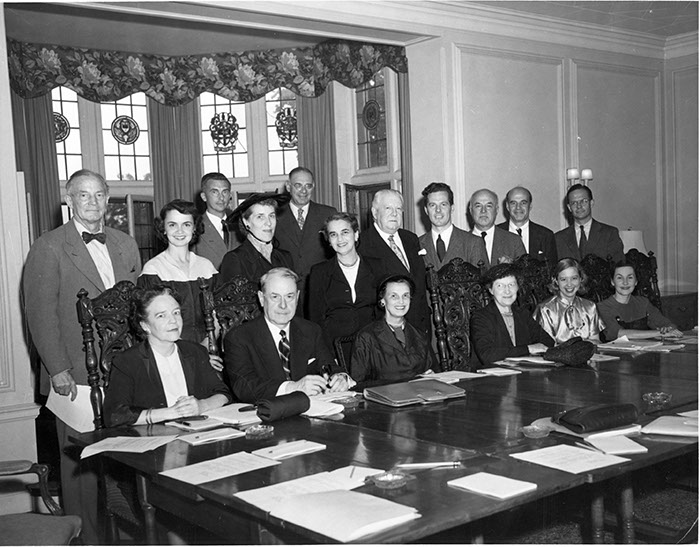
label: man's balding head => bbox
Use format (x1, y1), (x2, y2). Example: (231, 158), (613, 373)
(469, 188), (498, 231)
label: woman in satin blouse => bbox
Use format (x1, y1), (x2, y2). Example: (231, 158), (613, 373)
(534, 258), (605, 344)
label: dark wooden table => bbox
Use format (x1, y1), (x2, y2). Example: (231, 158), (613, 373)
(74, 347), (697, 544)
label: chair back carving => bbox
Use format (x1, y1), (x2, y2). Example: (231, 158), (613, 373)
(625, 249), (662, 311)
(200, 275), (261, 354)
(513, 254), (552, 314)
(580, 254), (614, 303)
(333, 334), (356, 374)
(77, 280), (137, 430)
(427, 258), (489, 372)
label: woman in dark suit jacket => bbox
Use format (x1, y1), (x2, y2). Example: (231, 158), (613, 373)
(471, 263), (554, 367)
(104, 286), (231, 427)
(351, 274), (436, 384)
(219, 192), (294, 286)
(308, 213), (380, 349)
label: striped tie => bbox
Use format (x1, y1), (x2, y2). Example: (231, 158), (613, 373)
(389, 234), (409, 271)
(279, 330), (291, 379)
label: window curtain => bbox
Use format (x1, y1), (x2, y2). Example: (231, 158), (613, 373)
(147, 99), (202, 213)
(398, 72), (414, 230)
(10, 90), (62, 239)
(297, 85), (338, 208)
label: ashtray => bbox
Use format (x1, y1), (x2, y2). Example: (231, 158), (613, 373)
(642, 392), (672, 411)
(245, 424), (274, 440)
(520, 424), (552, 439)
(330, 396), (361, 409)
(364, 471), (410, 490)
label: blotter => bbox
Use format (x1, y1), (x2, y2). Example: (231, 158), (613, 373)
(270, 490), (420, 542)
(448, 472), (537, 499)
(363, 379), (465, 407)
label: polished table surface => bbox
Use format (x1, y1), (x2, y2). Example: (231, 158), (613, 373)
(75, 345), (698, 543)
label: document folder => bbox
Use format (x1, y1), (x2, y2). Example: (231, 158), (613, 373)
(363, 379), (465, 407)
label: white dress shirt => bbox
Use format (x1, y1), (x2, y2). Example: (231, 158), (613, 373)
(508, 220), (530, 254)
(206, 211), (226, 240)
(431, 223), (454, 251)
(575, 219), (593, 245)
(152, 347), (188, 407)
(472, 225), (495, 262)
(374, 223), (409, 264)
(289, 203), (310, 227)
(74, 218), (115, 289)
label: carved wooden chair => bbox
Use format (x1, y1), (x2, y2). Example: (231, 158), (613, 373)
(513, 253), (552, 313)
(77, 280), (143, 544)
(200, 275), (262, 355)
(580, 254), (615, 303)
(333, 334), (356, 375)
(625, 249), (663, 311)
(427, 258), (489, 372)
(0, 460), (82, 545)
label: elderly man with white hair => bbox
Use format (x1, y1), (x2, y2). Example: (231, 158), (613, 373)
(357, 189), (431, 337)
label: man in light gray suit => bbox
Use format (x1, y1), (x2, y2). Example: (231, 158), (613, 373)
(194, 172), (239, 269)
(418, 182), (488, 270)
(469, 188), (526, 268)
(24, 169), (141, 543)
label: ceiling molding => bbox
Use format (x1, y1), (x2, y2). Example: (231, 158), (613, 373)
(665, 32), (699, 60)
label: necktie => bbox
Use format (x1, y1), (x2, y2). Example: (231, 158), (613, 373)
(222, 220), (230, 246)
(578, 225), (587, 257)
(82, 232), (106, 245)
(279, 330), (291, 379)
(481, 231), (487, 240)
(297, 207), (305, 230)
(436, 234), (446, 262)
(392, 325), (406, 347)
(388, 235), (409, 271)
(516, 228), (522, 238)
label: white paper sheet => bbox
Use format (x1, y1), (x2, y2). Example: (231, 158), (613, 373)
(251, 440), (326, 461)
(159, 452), (280, 485)
(81, 435), (177, 459)
(47, 385), (100, 433)
(418, 371), (485, 382)
(302, 399), (344, 417)
(510, 445), (629, 474)
(448, 472), (537, 499)
(177, 428), (245, 445)
(235, 465), (383, 513)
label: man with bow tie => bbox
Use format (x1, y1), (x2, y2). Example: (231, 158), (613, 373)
(23, 169), (141, 544)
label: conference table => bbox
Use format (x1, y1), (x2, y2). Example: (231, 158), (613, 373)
(74, 343), (698, 544)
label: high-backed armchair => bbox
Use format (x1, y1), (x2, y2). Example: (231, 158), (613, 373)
(513, 253), (552, 314)
(580, 254), (615, 303)
(625, 249), (662, 311)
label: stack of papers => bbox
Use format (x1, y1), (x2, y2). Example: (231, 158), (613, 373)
(251, 440), (326, 461)
(598, 336), (664, 352)
(166, 403), (262, 431)
(586, 436), (648, 455)
(178, 428), (245, 446)
(510, 445), (629, 474)
(504, 356), (558, 366)
(641, 416), (698, 437)
(479, 367), (522, 376)
(418, 371), (485, 383)
(528, 417), (642, 439)
(448, 472), (537, 499)
(270, 490), (420, 542)
(159, 451), (280, 485)
(81, 436), (177, 459)
(302, 399), (344, 417)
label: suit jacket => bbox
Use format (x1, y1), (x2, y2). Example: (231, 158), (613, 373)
(103, 340), (232, 427)
(357, 225), (431, 336)
(193, 213), (240, 270)
(497, 220), (558, 266)
(486, 226), (527, 267)
(350, 320), (436, 383)
(470, 301), (554, 367)
(224, 315), (336, 403)
(23, 221), (141, 394)
(275, 201), (337, 278)
(555, 219), (624, 263)
(418, 226), (488, 270)
(308, 255), (382, 348)
(218, 238), (294, 286)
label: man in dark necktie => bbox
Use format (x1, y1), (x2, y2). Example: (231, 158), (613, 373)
(497, 186), (558, 265)
(418, 182), (487, 269)
(194, 172), (239, 269)
(23, 169), (141, 543)
(554, 184), (624, 262)
(468, 188), (525, 268)
(224, 267), (352, 403)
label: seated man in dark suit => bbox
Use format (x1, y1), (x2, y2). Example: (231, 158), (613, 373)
(224, 267), (352, 402)
(418, 182), (488, 269)
(194, 172), (240, 269)
(468, 188), (526, 267)
(497, 186), (558, 265)
(357, 189), (431, 337)
(555, 184), (624, 262)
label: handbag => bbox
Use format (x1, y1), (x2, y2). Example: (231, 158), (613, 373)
(543, 336), (595, 367)
(553, 403), (639, 434)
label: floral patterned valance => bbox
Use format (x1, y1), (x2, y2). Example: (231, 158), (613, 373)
(8, 38), (408, 106)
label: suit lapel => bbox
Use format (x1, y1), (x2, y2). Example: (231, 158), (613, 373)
(256, 319), (287, 379)
(142, 343), (167, 402)
(64, 222), (106, 293)
(289, 319), (309, 378)
(106, 229), (131, 284)
(376, 321), (404, 352)
(587, 220), (602, 255)
(422, 233), (440, 267)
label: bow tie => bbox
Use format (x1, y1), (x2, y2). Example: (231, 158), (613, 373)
(82, 231), (106, 245)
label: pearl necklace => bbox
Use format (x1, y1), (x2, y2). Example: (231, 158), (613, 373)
(338, 255), (359, 268)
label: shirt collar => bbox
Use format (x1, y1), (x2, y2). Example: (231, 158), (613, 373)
(206, 210), (225, 226)
(432, 223), (453, 243)
(575, 218), (593, 230)
(73, 217), (103, 235)
(509, 220), (529, 231)
(265, 317), (291, 338)
(374, 222), (400, 240)
(474, 225), (495, 237)
(289, 202), (309, 217)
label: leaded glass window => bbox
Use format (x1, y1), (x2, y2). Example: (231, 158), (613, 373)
(51, 87), (83, 180)
(200, 92), (249, 179)
(101, 93), (151, 181)
(265, 87), (298, 176)
(355, 71), (387, 169)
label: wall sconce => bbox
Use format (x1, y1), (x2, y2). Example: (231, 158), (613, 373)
(566, 168), (593, 186)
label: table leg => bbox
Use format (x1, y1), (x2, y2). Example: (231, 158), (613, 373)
(136, 474), (159, 545)
(618, 477), (635, 544)
(591, 485), (605, 544)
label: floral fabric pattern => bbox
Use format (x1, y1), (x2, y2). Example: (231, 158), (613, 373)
(8, 38), (408, 106)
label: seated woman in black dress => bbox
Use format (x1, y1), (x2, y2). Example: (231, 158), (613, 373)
(597, 261), (682, 341)
(350, 274), (436, 384)
(219, 192), (293, 286)
(308, 212), (380, 350)
(104, 286), (231, 427)
(471, 263), (554, 367)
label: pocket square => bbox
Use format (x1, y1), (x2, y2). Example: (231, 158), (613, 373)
(418, 249), (427, 256)
(307, 358), (317, 366)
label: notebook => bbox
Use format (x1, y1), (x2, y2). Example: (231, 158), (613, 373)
(363, 379), (465, 407)
(587, 436), (648, 455)
(252, 440), (326, 461)
(448, 472), (537, 499)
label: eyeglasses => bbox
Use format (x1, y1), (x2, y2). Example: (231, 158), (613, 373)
(291, 183), (314, 191)
(569, 198), (590, 207)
